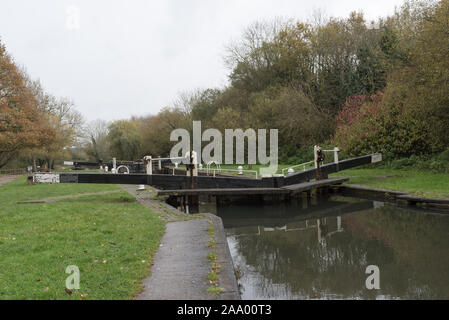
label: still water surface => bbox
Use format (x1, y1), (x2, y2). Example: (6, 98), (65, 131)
(203, 195), (449, 299)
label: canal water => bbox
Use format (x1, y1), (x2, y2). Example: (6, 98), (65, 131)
(201, 195), (449, 300)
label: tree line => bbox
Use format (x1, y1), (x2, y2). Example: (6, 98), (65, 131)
(87, 0), (447, 164)
(1, 0), (448, 169)
(0, 42), (82, 169)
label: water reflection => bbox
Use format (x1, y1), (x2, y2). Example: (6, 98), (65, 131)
(206, 195), (449, 300)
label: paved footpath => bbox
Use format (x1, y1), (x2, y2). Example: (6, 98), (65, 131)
(122, 185), (240, 300)
(138, 218), (212, 299)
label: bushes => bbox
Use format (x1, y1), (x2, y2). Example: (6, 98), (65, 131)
(282, 147), (314, 165)
(333, 92), (435, 158)
(374, 151), (449, 173)
(281, 144), (350, 165)
(438, 149), (449, 163)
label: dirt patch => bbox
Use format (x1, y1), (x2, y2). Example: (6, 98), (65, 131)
(16, 189), (123, 204)
(0, 175), (23, 186)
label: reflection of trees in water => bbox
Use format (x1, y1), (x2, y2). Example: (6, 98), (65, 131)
(233, 205), (449, 299)
(343, 205), (449, 299)
(236, 223), (392, 299)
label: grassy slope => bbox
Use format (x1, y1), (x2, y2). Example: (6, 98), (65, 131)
(331, 168), (449, 199)
(0, 177), (165, 299)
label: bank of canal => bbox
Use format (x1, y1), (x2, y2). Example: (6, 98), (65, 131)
(122, 185), (240, 300)
(201, 194), (449, 300)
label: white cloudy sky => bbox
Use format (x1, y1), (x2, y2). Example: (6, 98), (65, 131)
(0, 0), (405, 121)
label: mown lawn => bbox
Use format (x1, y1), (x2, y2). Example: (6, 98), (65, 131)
(331, 168), (449, 199)
(0, 177), (165, 299)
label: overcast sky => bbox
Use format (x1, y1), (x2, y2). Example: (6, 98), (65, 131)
(0, 0), (405, 122)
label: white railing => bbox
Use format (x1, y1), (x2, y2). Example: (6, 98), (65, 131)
(282, 161), (315, 176)
(199, 167), (258, 179)
(282, 147), (341, 176)
(150, 157), (187, 162)
(205, 161), (221, 175)
(148, 156), (188, 173)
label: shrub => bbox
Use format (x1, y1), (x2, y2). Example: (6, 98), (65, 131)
(438, 149), (449, 163)
(372, 153), (449, 174)
(333, 92), (433, 158)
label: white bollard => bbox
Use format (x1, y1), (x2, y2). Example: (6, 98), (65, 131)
(238, 166), (243, 175)
(144, 156), (152, 175)
(334, 147), (340, 164)
(105, 166), (108, 172)
(288, 168), (294, 175)
(314, 145), (319, 169)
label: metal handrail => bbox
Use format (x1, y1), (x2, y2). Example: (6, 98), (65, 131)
(205, 161), (221, 175)
(150, 157), (187, 162)
(282, 161), (315, 176)
(199, 167), (258, 179)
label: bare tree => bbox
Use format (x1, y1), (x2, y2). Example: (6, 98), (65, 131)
(224, 17), (291, 70)
(84, 119), (111, 161)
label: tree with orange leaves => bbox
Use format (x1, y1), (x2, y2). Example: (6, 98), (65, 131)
(0, 40), (54, 169)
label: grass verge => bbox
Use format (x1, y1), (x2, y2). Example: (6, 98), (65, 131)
(331, 168), (449, 199)
(0, 177), (165, 299)
(206, 219), (223, 297)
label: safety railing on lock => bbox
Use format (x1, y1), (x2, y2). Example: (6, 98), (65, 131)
(198, 162), (258, 179)
(282, 147), (340, 176)
(281, 161), (315, 176)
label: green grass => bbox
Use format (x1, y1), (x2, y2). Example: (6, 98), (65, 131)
(331, 168), (449, 199)
(206, 219), (223, 298)
(0, 177), (165, 299)
(14, 178), (120, 201)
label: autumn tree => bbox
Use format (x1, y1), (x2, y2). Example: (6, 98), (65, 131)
(334, 0), (448, 158)
(140, 104), (193, 157)
(94, 0), (448, 162)
(20, 76), (84, 169)
(383, 0), (449, 153)
(0, 41), (54, 169)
